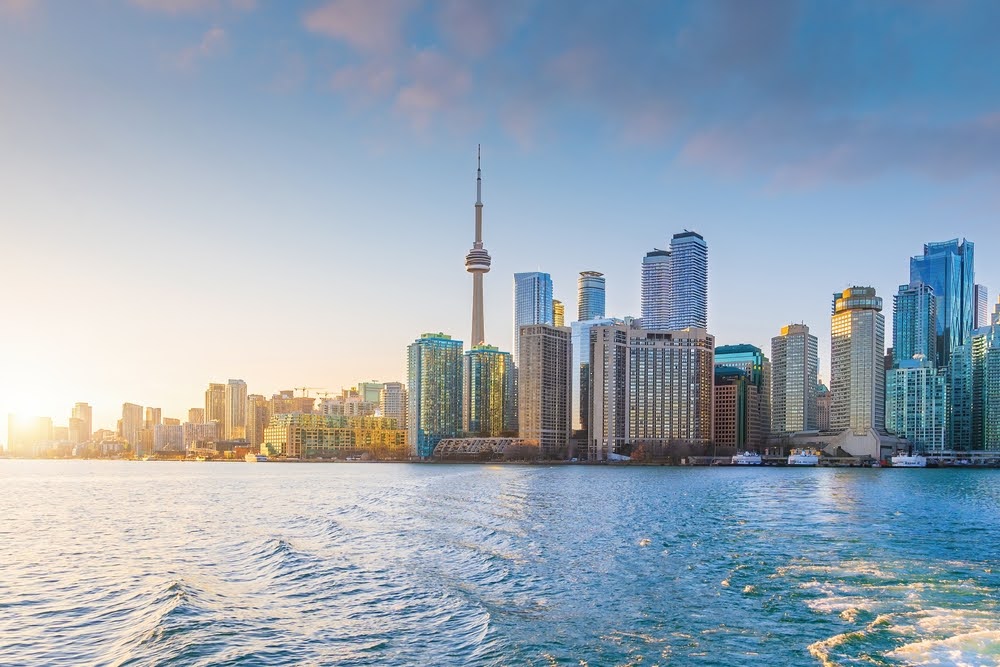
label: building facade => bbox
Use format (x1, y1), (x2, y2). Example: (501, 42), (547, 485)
(590, 323), (714, 460)
(224, 379), (247, 440)
(407, 333), (464, 458)
(886, 357), (948, 452)
(570, 317), (621, 440)
(816, 384), (831, 431)
(205, 383), (225, 427)
(770, 324), (819, 433)
(972, 324), (1000, 450)
(518, 325), (572, 459)
(71, 402), (92, 443)
(261, 414), (407, 460)
(121, 402), (144, 455)
(577, 271), (606, 321)
(714, 344), (770, 450)
(974, 284), (989, 330)
(894, 282), (937, 367)
(552, 300), (565, 328)
(640, 249), (670, 330)
(246, 394), (270, 451)
(830, 287), (886, 434)
(513, 272), (553, 365)
(462, 345), (516, 437)
(667, 231), (708, 330)
(379, 382), (407, 429)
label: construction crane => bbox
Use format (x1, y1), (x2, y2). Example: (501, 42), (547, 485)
(294, 387), (326, 398)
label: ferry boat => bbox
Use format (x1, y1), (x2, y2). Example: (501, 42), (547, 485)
(891, 452), (927, 468)
(788, 449), (820, 466)
(731, 451), (762, 465)
(245, 453), (268, 463)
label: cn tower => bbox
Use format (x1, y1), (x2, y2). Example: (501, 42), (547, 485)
(465, 145), (491, 347)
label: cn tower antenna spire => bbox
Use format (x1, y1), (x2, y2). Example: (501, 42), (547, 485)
(476, 144), (482, 206)
(466, 144), (491, 347)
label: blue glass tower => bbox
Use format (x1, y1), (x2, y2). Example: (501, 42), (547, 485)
(577, 271), (606, 321)
(513, 272), (553, 365)
(407, 333), (464, 458)
(893, 282), (937, 366)
(909, 239), (975, 449)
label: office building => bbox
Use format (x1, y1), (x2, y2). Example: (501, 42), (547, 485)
(816, 384), (831, 431)
(246, 394), (270, 451)
(770, 324), (819, 433)
(205, 383), (225, 426)
(187, 408), (204, 424)
(224, 379), (247, 440)
(886, 357), (948, 452)
(144, 407), (161, 430)
(518, 325), (572, 458)
(590, 323), (714, 460)
(571, 317), (621, 437)
(71, 403), (92, 443)
(972, 323), (1000, 450)
(380, 382), (407, 429)
(357, 381), (384, 405)
(121, 403), (144, 454)
(830, 287), (886, 434)
(6, 415), (53, 456)
(640, 249), (670, 330)
(577, 271), (606, 321)
(667, 231), (709, 330)
(553, 300), (565, 328)
(974, 284), (989, 330)
(463, 345), (516, 437)
(714, 344), (770, 450)
(893, 282), (937, 367)
(513, 272), (553, 365)
(183, 421), (218, 450)
(465, 146), (492, 348)
(407, 333), (464, 458)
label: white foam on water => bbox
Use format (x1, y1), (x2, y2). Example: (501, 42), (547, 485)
(887, 629), (1000, 666)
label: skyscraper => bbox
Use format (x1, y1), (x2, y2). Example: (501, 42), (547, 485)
(974, 284), (989, 330)
(577, 271), (606, 321)
(246, 394), (269, 451)
(379, 382), (407, 429)
(714, 344), (770, 450)
(830, 287), (886, 434)
(816, 384), (831, 431)
(188, 408), (205, 424)
(972, 323), (1000, 450)
(909, 239), (975, 449)
(465, 146), (491, 348)
(667, 231), (708, 330)
(224, 379), (247, 440)
(590, 323), (714, 460)
(357, 381), (384, 404)
(886, 357), (948, 452)
(893, 282), (937, 366)
(513, 272), (553, 365)
(570, 317), (621, 436)
(770, 324), (819, 433)
(121, 403), (143, 455)
(640, 249), (670, 330)
(205, 383), (225, 430)
(407, 333), (464, 458)
(518, 324), (572, 459)
(71, 402), (92, 443)
(462, 345), (516, 437)
(552, 300), (565, 328)
(144, 406), (161, 430)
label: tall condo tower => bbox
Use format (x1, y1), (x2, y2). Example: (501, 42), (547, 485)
(830, 287), (886, 434)
(578, 271), (606, 321)
(667, 231), (708, 330)
(466, 146), (492, 348)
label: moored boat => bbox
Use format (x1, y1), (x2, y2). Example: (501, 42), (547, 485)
(731, 451), (762, 465)
(245, 453), (268, 463)
(891, 452), (927, 468)
(788, 449), (820, 466)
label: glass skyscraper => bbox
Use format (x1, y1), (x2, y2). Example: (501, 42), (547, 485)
(462, 345), (516, 437)
(909, 238), (975, 449)
(407, 333), (463, 458)
(893, 282), (937, 366)
(830, 287), (886, 435)
(577, 271), (606, 321)
(667, 231), (708, 330)
(972, 323), (1000, 450)
(513, 272), (553, 365)
(714, 344), (770, 449)
(974, 284), (989, 330)
(886, 358), (948, 452)
(570, 317), (620, 436)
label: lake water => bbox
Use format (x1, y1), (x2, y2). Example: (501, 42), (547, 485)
(1, 460), (998, 666)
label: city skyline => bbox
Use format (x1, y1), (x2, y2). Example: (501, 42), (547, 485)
(3, 2), (1000, 436)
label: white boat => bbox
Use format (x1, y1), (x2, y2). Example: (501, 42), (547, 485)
(731, 451), (762, 465)
(245, 453), (268, 463)
(788, 449), (820, 466)
(891, 453), (927, 468)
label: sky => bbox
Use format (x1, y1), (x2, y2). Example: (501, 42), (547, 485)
(1, 0), (999, 436)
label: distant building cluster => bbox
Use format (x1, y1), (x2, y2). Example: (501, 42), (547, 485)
(5, 153), (1000, 462)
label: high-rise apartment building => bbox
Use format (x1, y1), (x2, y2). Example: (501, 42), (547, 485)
(513, 272), (553, 365)
(972, 323), (1000, 450)
(121, 403), (144, 454)
(144, 407), (161, 430)
(187, 408), (205, 424)
(205, 383), (225, 427)
(590, 323), (714, 460)
(552, 300), (565, 328)
(357, 381), (384, 405)
(830, 287), (886, 434)
(224, 379), (247, 440)
(974, 284), (989, 330)
(886, 357), (948, 451)
(246, 394), (270, 451)
(770, 324), (819, 433)
(153, 423), (184, 451)
(465, 147), (492, 348)
(577, 271), (606, 321)
(379, 382), (407, 429)
(407, 333), (464, 458)
(667, 231), (708, 330)
(71, 402), (92, 443)
(570, 317), (621, 436)
(518, 325), (572, 458)
(463, 345), (516, 437)
(893, 282), (937, 366)
(714, 344), (770, 450)
(640, 249), (670, 330)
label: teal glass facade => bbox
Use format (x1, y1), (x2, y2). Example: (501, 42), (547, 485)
(407, 333), (463, 458)
(463, 345), (516, 437)
(972, 325), (1000, 450)
(886, 358), (948, 452)
(893, 282), (937, 366)
(513, 272), (553, 364)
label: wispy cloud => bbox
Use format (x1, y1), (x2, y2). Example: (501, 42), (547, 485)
(304, 0), (417, 54)
(0, 0), (38, 17)
(170, 26), (228, 70)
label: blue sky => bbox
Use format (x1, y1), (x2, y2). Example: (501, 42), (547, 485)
(1, 0), (999, 433)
